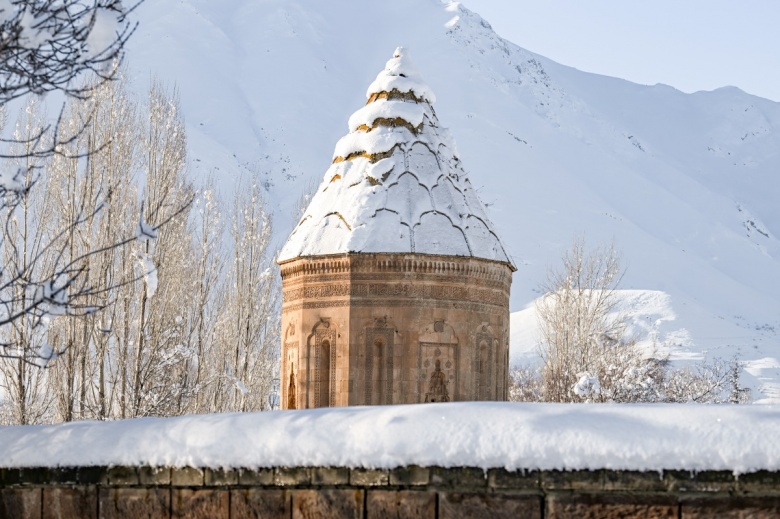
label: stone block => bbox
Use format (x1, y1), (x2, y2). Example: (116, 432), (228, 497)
(311, 467), (350, 486)
(172, 488), (229, 519)
(292, 489), (364, 519)
(238, 468), (274, 486)
(546, 493), (678, 519)
(138, 467), (171, 486)
(205, 468), (238, 486)
(351, 468), (389, 487)
(439, 492), (541, 519)
(681, 496), (780, 518)
(231, 489), (290, 519)
(98, 488), (169, 519)
(20, 467), (50, 486)
(106, 466), (139, 486)
(691, 471), (738, 493)
(47, 467), (80, 485)
(430, 467), (486, 490)
(737, 470), (780, 494)
(665, 470), (736, 493)
(0, 488), (42, 519)
(389, 466), (430, 487)
(77, 467), (108, 485)
(541, 469), (603, 491)
(43, 487), (96, 519)
(275, 467), (311, 486)
(0, 468), (23, 486)
(366, 490), (435, 519)
(487, 468), (539, 490)
(171, 466), (204, 486)
(602, 470), (665, 492)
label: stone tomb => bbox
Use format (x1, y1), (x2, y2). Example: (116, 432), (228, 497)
(278, 48), (515, 408)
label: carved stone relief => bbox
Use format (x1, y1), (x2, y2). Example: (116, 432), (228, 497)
(287, 362), (297, 410)
(425, 359), (450, 402)
(418, 342), (457, 403)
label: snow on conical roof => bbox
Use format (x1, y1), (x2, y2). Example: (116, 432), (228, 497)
(278, 47), (513, 267)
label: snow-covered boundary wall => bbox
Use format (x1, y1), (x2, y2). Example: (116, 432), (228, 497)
(1, 402), (778, 472)
(1, 403), (779, 517)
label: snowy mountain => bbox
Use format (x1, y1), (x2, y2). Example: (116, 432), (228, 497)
(124, 0), (780, 402)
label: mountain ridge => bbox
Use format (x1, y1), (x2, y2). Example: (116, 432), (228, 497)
(124, 0), (780, 401)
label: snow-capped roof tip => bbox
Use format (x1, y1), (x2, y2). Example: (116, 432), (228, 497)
(279, 48), (514, 269)
(366, 46), (436, 104)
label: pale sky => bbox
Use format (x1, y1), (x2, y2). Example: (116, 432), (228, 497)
(463, 1), (780, 102)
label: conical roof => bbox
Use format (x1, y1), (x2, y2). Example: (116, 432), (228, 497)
(278, 47), (513, 267)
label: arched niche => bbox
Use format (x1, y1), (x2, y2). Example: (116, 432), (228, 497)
(282, 320), (299, 409)
(307, 319), (336, 408)
(363, 316), (396, 405)
(472, 323), (497, 400)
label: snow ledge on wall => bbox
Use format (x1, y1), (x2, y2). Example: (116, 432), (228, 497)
(0, 402), (777, 474)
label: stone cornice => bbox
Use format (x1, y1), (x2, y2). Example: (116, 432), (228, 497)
(279, 253), (514, 284)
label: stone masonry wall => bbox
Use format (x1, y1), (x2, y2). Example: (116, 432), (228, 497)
(280, 253), (513, 409)
(2, 465), (779, 518)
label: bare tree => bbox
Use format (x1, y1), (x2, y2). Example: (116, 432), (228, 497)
(0, 21), (284, 418)
(0, 1), (147, 364)
(124, 82), (194, 418)
(508, 364), (543, 403)
(208, 179), (279, 413)
(183, 182), (225, 414)
(0, 0), (140, 103)
(44, 70), (139, 421)
(535, 240), (658, 402)
(0, 97), (57, 423)
(662, 357), (743, 404)
(0, 72), (201, 423)
(512, 240), (746, 404)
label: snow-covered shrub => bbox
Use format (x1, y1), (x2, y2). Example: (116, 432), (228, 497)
(535, 240), (661, 403)
(513, 240), (748, 405)
(662, 357), (746, 404)
(509, 365), (544, 402)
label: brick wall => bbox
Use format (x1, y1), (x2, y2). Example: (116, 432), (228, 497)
(1, 466), (778, 518)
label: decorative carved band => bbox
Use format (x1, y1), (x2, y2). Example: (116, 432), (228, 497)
(283, 283), (508, 305)
(285, 284), (351, 300)
(282, 272), (509, 291)
(280, 254), (514, 282)
(283, 299), (505, 315)
(284, 300), (351, 313)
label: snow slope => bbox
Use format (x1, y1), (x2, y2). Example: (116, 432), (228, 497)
(1, 403), (778, 473)
(124, 0), (780, 401)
